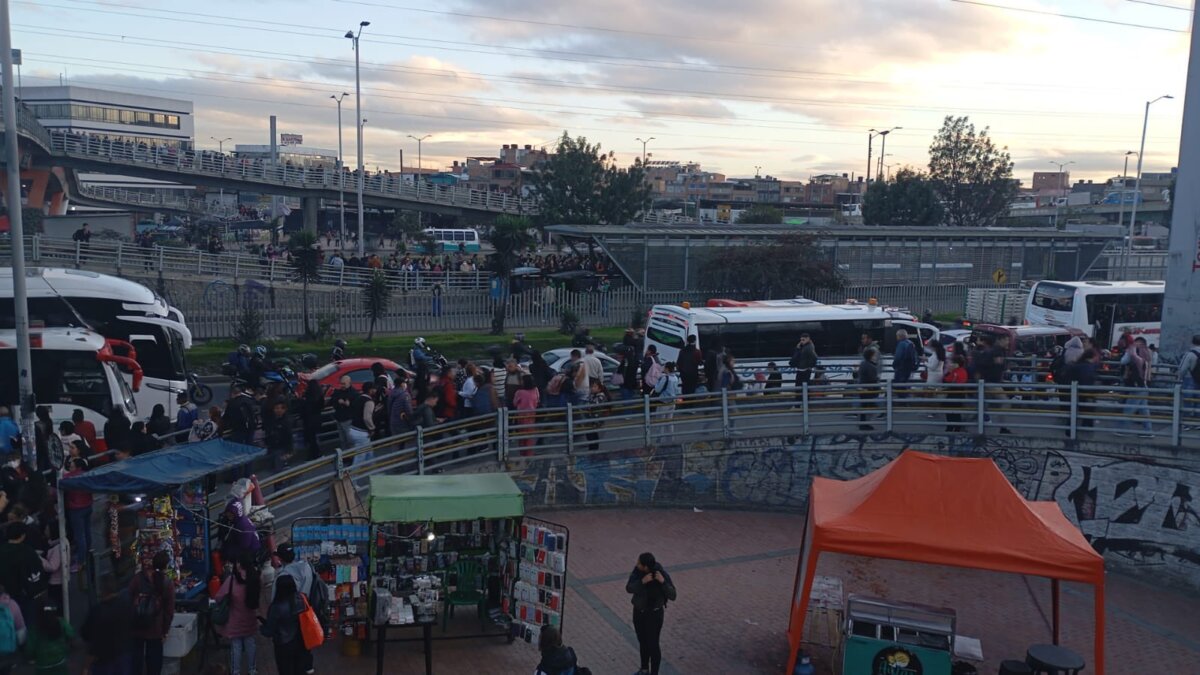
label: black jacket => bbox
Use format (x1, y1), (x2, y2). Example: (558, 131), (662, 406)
(789, 343), (818, 371)
(330, 386), (357, 423)
(82, 592), (134, 664)
(625, 563), (677, 612)
(676, 346), (701, 379)
(535, 645), (578, 675)
(857, 358), (880, 385)
(261, 591), (304, 645)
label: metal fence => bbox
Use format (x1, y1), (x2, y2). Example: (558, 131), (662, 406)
(47, 130), (536, 215)
(258, 381), (1200, 525)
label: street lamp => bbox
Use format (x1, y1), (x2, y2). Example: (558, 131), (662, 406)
(1048, 160), (1074, 228)
(330, 92), (349, 245)
(1117, 150), (1138, 243)
(210, 137), (232, 212)
(408, 134), (431, 183)
(867, 127), (901, 182)
(345, 20), (369, 257)
(1124, 94), (1173, 277)
(635, 136), (655, 164)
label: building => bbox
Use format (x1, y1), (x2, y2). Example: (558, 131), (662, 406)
(1032, 171), (1070, 193)
(233, 144), (338, 168)
(805, 174), (851, 205)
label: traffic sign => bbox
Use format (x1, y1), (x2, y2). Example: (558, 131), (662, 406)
(992, 268), (1008, 285)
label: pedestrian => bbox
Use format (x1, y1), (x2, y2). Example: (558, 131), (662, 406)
(1117, 337), (1154, 437)
(26, 606), (72, 675)
(789, 333), (819, 391)
(71, 409), (98, 453)
(626, 552), (676, 675)
(146, 404), (171, 442)
(129, 550), (175, 675)
(925, 339), (945, 386)
(0, 582), (24, 652)
(857, 347), (881, 431)
(514, 375), (540, 456)
(264, 400), (294, 472)
(39, 521), (63, 613)
(189, 407), (221, 443)
(62, 458), (90, 574)
(81, 576), (133, 675)
(0, 523), (45, 624)
(261, 574), (310, 675)
(534, 625), (578, 675)
(676, 335), (701, 396)
(33, 407), (55, 473)
(215, 554), (261, 675)
(0, 408), (18, 460)
(387, 378), (414, 438)
(459, 362), (479, 419)
(1177, 334), (1200, 429)
(330, 375), (357, 451)
(975, 334), (1012, 434)
(128, 422), (153, 457)
(529, 351), (553, 395)
(301, 379), (327, 459)
(618, 349), (640, 402)
(437, 366), (459, 421)
(652, 362), (680, 442)
(224, 384), (259, 446)
(174, 393), (199, 440)
(411, 392), (439, 430)
(943, 353), (968, 432)
(891, 329), (919, 387)
(640, 346), (662, 397)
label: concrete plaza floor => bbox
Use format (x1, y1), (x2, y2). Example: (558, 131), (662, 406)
(216, 508), (1197, 674)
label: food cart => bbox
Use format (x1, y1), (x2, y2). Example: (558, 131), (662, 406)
(367, 473), (569, 675)
(842, 595), (956, 675)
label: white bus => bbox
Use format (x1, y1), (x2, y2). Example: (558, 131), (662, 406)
(419, 228), (481, 253)
(0, 328), (140, 449)
(644, 298), (939, 381)
(1024, 280), (1164, 349)
(0, 268), (192, 417)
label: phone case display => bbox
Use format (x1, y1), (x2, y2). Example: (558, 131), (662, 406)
(373, 574), (442, 626)
(510, 518), (570, 645)
(172, 483), (209, 598)
(135, 495), (179, 582)
(291, 520), (371, 640)
(372, 518), (516, 631)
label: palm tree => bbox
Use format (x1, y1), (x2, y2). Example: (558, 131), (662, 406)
(363, 269), (391, 342)
(288, 229), (322, 339)
(488, 215), (535, 334)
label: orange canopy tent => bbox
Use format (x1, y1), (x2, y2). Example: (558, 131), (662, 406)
(786, 451), (1105, 674)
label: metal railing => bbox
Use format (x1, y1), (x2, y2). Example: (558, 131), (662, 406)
(46, 130), (538, 215)
(259, 381), (1200, 524)
(74, 183), (237, 218)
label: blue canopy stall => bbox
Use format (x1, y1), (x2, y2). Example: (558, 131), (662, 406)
(60, 439), (264, 494)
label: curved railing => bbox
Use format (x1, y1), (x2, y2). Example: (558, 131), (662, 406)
(259, 380), (1200, 525)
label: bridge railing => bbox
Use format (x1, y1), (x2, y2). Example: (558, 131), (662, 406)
(259, 380), (1200, 524)
(46, 130), (539, 214)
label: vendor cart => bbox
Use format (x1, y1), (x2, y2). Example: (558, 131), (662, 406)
(842, 595), (956, 675)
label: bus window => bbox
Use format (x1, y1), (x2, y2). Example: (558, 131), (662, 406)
(1032, 283), (1075, 312)
(647, 325), (685, 350)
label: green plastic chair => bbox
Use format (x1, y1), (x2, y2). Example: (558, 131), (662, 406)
(442, 559), (487, 632)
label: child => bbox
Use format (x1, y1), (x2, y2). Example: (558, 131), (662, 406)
(26, 606), (72, 675)
(39, 522), (63, 612)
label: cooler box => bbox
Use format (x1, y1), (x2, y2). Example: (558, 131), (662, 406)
(163, 612), (198, 658)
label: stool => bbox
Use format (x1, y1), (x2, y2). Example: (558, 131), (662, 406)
(1026, 643), (1086, 675)
(1000, 661), (1033, 675)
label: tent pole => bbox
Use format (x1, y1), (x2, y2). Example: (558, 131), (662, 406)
(787, 541), (822, 675)
(1094, 584), (1106, 675)
(1051, 578), (1061, 645)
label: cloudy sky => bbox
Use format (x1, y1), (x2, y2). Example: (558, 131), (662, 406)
(11, 0), (1194, 184)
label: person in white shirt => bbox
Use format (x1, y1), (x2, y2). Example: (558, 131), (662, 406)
(583, 345), (605, 385)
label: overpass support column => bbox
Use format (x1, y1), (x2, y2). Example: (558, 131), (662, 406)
(1163, 10), (1200, 355)
(302, 196), (319, 234)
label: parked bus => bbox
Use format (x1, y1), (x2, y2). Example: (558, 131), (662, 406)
(414, 228), (482, 253)
(644, 298), (938, 381)
(1024, 280), (1164, 350)
(0, 328), (140, 448)
(0, 268), (191, 417)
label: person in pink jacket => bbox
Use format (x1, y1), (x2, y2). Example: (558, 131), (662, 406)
(214, 553), (262, 675)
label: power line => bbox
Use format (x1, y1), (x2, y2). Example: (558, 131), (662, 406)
(1125, 0), (1192, 11)
(950, 0), (1188, 31)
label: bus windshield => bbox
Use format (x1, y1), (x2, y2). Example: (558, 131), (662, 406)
(696, 319), (887, 360)
(1031, 283), (1076, 312)
(0, 350), (115, 414)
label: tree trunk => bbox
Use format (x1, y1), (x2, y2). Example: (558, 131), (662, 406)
(367, 317), (376, 342)
(302, 278), (312, 339)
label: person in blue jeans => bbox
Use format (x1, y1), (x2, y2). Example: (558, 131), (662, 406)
(891, 329), (919, 396)
(1177, 334), (1200, 430)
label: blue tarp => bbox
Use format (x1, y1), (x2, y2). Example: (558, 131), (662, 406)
(60, 439), (265, 494)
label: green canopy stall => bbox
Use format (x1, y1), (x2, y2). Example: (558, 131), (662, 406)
(368, 474), (525, 523)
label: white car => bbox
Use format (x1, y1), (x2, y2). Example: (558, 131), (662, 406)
(540, 348), (621, 386)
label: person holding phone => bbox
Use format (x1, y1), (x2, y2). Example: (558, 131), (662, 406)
(626, 552), (676, 675)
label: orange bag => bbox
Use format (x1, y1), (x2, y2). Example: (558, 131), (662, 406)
(299, 594), (325, 651)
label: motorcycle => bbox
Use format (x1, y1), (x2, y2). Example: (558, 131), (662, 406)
(186, 372), (214, 405)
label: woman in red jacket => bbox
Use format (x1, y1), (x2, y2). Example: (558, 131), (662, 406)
(943, 354), (969, 433)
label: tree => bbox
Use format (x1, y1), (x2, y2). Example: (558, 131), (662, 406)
(699, 234), (845, 298)
(288, 229), (322, 339)
(735, 204), (783, 224)
(363, 269), (391, 342)
(927, 115), (1017, 227)
(487, 215), (536, 334)
(529, 132), (651, 227)
(862, 169), (945, 227)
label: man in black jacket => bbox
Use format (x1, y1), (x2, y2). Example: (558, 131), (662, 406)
(626, 552), (677, 675)
(676, 335), (702, 395)
(330, 375), (357, 451)
(789, 333), (818, 392)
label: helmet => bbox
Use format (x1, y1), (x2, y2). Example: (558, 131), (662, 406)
(414, 337), (427, 347)
(254, 345), (267, 358)
(301, 353), (319, 369)
(278, 366), (295, 380)
(237, 344), (251, 356)
(513, 333), (525, 342)
(334, 339), (347, 349)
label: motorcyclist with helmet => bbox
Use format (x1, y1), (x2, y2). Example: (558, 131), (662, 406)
(228, 344), (255, 383)
(331, 339), (347, 362)
(249, 345), (274, 387)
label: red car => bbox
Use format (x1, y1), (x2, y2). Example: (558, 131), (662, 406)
(296, 358), (414, 397)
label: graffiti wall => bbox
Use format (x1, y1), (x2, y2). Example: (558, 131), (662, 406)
(509, 434), (1200, 589)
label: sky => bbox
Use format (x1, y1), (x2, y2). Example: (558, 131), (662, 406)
(10, 0), (1195, 185)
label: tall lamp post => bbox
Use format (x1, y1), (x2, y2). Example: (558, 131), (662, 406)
(1116, 150), (1137, 246)
(1124, 94), (1173, 277)
(876, 128), (899, 181)
(330, 92), (349, 244)
(635, 136), (655, 164)
(345, 20), (369, 257)
(867, 126), (901, 183)
(1048, 160), (1074, 228)
(210, 136), (232, 212)
(408, 134), (430, 183)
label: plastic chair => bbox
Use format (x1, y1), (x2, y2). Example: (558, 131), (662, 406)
(442, 559), (486, 632)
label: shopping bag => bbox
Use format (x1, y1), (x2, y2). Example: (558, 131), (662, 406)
(211, 594), (231, 626)
(299, 594), (325, 650)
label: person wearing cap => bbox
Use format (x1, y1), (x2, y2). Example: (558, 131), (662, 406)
(274, 544), (313, 601)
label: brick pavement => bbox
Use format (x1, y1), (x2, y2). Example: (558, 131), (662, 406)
(171, 508), (1195, 675)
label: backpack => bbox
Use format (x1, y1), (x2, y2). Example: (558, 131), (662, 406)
(547, 373), (567, 396)
(132, 573), (163, 630)
(1048, 352), (1066, 383)
(307, 563), (330, 627)
(643, 360), (663, 388)
(0, 605), (16, 655)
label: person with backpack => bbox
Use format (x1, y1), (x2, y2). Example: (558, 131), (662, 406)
(276, 543), (327, 675)
(1117, 337), (1154, 438)
(1177, 334), (1200, 430)
(0, 523), (45, 626)
(81, 576), (132, 675)
(641, 346), (663, 397)
(26, 606), (72, 675)
(651, 362), (680, 443)
(215, 553), (262, 675)
(534, 625), (579, 675)
(223, 384), (259, 446)
(175, 392), (199, 437)
(626, 552), (677, 675)
(0, 582), (26, 669)
(261, 574), (310, 675)
(129, 550), (175, 675)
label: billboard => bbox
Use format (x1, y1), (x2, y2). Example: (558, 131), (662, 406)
(280, 133), (303, 146)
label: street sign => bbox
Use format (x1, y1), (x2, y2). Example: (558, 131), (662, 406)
(992, 268), (1008, 285)
(10, 49), (20, 66)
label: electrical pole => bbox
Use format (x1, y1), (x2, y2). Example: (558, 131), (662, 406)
(346, 21), (369, 258)
(1124, 95), (1173, 277)
(331, 92), (348, 246)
